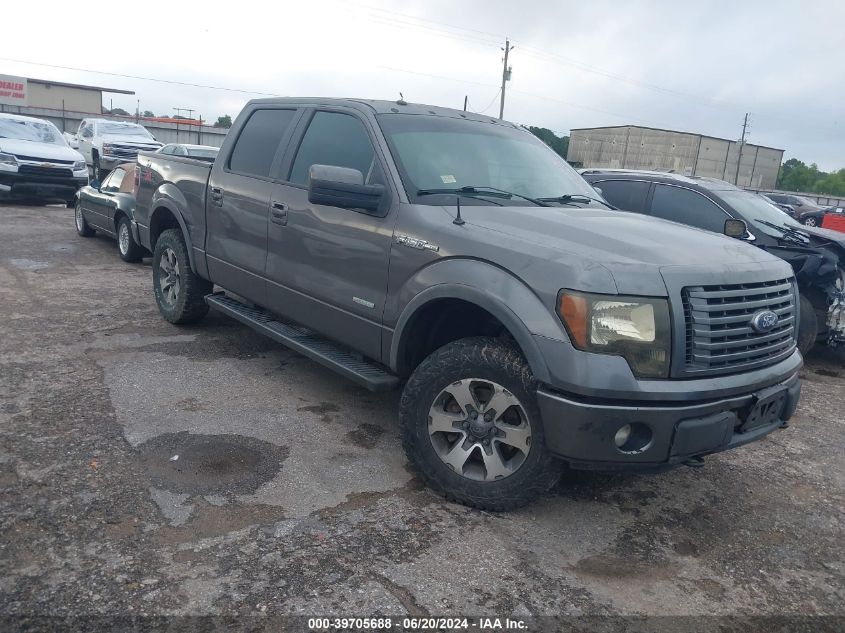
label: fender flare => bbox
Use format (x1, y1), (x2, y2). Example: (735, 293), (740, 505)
(389, 262), (569, 384)
(150, 185), (196, 271)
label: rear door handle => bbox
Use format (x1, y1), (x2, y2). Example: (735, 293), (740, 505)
(210, 186), (223, 206)
(270, 200), (288, 225)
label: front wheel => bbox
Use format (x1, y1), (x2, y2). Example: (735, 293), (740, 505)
(399, 337), (561, 511)
(803, 216), (818, 227)
(117, 215), (144, 263)
(152, 229), (212, 324)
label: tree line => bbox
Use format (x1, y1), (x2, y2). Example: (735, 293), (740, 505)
(777, 159), (845, 196)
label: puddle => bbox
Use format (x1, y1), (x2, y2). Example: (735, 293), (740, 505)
(137, 432), (288, 495)
(8, 258), (49, 270)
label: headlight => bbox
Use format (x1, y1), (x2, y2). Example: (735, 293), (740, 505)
(102, 143), (113, 154)
(557, 290), (672, 378)
(73, 160), (86, 171)
(0, 152), (18, 167)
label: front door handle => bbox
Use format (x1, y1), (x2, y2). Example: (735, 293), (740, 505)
(270, 200), (288, 225)
(210, 186), (223, 206)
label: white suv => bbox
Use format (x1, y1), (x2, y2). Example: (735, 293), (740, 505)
(0, 113), (88, 206)
(75, 119), (162, 178)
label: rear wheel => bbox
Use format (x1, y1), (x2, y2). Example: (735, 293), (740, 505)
(803, 216), (818, 227)
(152, 229), (212, 324)
(75, 201), (95, 237)
(399, 337), (561, 511)
(117, 215), (143, 263)
(797, 294), (818, 356)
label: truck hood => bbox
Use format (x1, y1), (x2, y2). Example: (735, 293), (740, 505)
(0, 137), (84, 162)
(459, 204), (789, 295)
(463, 204), (779, 266)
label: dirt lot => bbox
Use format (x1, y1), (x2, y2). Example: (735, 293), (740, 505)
(1, 204), (843, 628)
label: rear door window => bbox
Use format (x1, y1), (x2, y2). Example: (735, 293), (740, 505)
(228, 109), (297, 178)
(592, 179), (650, 213)
(289, 111), (379, 186)
(649, 184), (729, 233)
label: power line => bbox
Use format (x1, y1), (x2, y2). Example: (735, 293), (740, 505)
(0, 57), (281, 97)
(477, 88), (502, 114)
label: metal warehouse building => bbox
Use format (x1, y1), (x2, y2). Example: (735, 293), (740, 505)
(567, 125), (784, 189)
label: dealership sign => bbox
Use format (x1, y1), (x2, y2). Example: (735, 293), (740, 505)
(0, 75), (28, 106)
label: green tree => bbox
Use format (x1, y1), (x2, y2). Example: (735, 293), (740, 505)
(527, 126), (569, 160)
(109, 107), (130, 116)
(213, 115), (232, 129)
(142, 110), (156, 118)
(777, 158), (845, 196)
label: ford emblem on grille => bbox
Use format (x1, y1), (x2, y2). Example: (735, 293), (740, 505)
(750, 309), (779, 333)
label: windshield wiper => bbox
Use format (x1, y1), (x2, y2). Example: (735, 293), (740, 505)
(754, 219), (810, 245)
(537, 194), (616, 209)
(416, 186), (549, 207)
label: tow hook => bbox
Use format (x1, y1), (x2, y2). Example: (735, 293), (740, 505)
(683, 455), (706, 468)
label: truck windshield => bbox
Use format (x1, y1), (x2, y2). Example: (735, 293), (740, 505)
(718, 190), (805, 238)
(376, 113), (598, 205)
(0, 117), (67, 146)
(99, 122), (154, 139)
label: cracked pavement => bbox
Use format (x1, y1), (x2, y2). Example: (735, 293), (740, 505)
(1, 204), (843, 626)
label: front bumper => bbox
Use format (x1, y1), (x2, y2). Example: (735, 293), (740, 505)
(0, 170), (87, 200)
(537, 372), (801, 469)
(99, 154), (133, 169)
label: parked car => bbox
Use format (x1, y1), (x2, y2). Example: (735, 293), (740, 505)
(582, 169), (845, 357)
(74, 119), (162, 179)
(765, 192), (827, 227)
(157, 143), (219, 161)
(135, 98), (801, 510)
(760, 193), (795, 217)
(74, 162), (146, 262)
(0, 113), (88, 206)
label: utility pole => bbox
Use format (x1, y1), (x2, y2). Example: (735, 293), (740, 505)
(499, 38), (514, 120)
(734, 112), (750, 186)
(173, 107), (194, 143)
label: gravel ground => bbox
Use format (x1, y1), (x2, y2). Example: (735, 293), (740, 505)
(1, 204), (843, 630)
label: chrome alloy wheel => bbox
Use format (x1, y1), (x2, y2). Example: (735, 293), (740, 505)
(118, 222), (130, 255)
(75, 204), (84, 231)
(159, 247), (181, 305)
(428, 378), (532, 481)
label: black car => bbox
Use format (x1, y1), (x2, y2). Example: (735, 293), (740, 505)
(764, 192), (827, 227)
(74, 162), (146, 262)
(582, 169), (845, 357)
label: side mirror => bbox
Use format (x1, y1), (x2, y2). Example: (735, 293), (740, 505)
(307, 164), (385, 214)
(90, 179), (102, 191)
(724, 218), (748, 239)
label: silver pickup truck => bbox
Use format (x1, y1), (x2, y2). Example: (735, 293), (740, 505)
(134, 98), (802, 510)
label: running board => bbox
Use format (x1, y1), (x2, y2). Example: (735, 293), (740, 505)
(206, 293), (399, 392)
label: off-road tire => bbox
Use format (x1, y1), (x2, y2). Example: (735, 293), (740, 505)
(399, 337), (561, 511)
(116, 215), (143, 263)
(152, 229), (212, 324)
(75, 200), (95, 237)
(797, 294), (818, 356)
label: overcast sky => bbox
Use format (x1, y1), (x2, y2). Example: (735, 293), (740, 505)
(5, 0), (844, 169)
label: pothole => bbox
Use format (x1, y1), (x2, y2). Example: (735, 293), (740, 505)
(137, 432), (288, 495)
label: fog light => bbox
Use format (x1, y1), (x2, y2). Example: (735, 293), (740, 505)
(614, 424), (632, 448)
(613, 424), (631, 448)
(613, 422), (653, 454)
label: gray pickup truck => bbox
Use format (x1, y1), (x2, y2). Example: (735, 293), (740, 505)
(135, 98), (802, 510)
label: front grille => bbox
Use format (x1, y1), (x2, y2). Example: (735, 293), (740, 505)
(682, 277), (796, 374)
(107, 145), (158, 159)
(18, 165), (73, 178)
